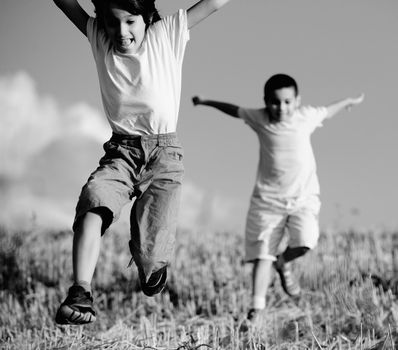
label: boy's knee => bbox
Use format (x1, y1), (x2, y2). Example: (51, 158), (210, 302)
(295, 246), (310, 255)
(91, 207), (113, 232)
(283, 246), (310, 262)
(74, 207), (113, 235)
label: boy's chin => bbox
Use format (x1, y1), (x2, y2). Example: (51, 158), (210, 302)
(115, 46), (134, 54)
(269, 116), (281, 123)
(270, 114), (292, 123)
(114, 42), (139, 54)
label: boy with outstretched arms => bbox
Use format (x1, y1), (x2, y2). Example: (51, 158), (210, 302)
(193, 73), (364, 320)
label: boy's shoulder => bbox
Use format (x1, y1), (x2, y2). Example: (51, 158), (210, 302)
(238, 107), (269, 128)
(239, 107), (267, 118)
(294, 105), (328, 129)
(149, 9), (187, 32)
(296, 105), (327, 118)
(87, 17), (110, 49)
(297, 105), (316, 114)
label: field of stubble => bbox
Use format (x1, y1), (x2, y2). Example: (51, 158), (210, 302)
(1, 224), (397, 350)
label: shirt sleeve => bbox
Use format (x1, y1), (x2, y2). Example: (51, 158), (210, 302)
(238, 107), (262, 131)
(157, 10), (190, 64)
(86, 17), (109, 56)
(301, 106), (328, 132)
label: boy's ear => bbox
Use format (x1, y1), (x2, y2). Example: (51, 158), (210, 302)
(146, 13), (155, 26)
(296, 95), (301, 107)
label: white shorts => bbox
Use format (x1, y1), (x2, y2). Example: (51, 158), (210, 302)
(244, 195), (321, 262)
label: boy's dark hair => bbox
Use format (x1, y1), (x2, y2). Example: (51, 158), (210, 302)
(92, 0), (161, 28)
(264, 74), (299, 101)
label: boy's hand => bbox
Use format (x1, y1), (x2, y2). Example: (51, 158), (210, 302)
(347, 93), (365, 111)
(192, 96), (203, 106)
(187, 0), (232, 29)
(190, 97), (240, 118)
(326, 93), (365, 119)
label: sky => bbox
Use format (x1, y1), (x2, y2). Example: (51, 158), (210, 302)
(1, 0), (398, 234)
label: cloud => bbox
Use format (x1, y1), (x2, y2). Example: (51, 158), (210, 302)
(179, 181), (206, 227)
(0, 71), (110, 229)
(0, 71), (110, 178)
(0, 72), (245, 233)
(179, 181), (246, 232)
(208, 193), (247, 231)
(0, 72), (59, 177)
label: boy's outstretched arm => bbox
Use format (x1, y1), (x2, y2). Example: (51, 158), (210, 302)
(53, 0), (89, 36)
(187, 0), (232, 29)
(192, 96), (240, 118)
(325, 93), (365, 119)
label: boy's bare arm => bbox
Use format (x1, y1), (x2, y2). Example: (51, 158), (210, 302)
(192, 96), (240, 118)
(325, 93), (365, 119)
(53, 0), (89, 36)
(187, 0), (232, 29)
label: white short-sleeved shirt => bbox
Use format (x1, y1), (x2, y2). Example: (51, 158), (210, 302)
(238, 106), (328, 200)
(86, 10), (190, 136)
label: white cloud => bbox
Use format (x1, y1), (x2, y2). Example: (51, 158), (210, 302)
(0, 186), (74, 232)
(179, 181), (246, 232)
(0, 72), (59, 177)
(179, 180), (206, 227)
(0, 71), (110, 178)
(63, 103), (111, 143)
(0, 71), (110, 229)
(209, 193), (247, 231)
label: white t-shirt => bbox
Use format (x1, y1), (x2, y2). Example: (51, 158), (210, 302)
(86, 10), (190, 135)
(238, 106), (328, 199)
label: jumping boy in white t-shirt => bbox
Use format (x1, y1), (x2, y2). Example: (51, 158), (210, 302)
(53, 0), (232, 325)
(192, 73), (364, 320)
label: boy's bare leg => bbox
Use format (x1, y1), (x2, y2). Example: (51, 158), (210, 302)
(252, 259), (273, 298)
(249, 258), (273, 317)
(72, 211), (103, 286)
(56, 211), (105, 325)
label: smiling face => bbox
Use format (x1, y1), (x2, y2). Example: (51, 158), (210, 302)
(265, 87), (301, 123)
(103, 2), (146, 54)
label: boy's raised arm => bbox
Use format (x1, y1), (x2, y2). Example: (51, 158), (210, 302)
(192, 96), (240, 118)
(53, 0), (89, 36)
(325, 93), (365, 119)
(187, 0), (232, 29)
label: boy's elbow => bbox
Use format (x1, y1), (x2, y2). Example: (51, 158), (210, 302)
(209, 0), (231, 11)
(218, 0), (232, 10)
(53, 0), (76, 6)
(53, 0), (65, 7)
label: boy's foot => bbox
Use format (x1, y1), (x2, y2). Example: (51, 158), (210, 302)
(139, 266), (168, 297)
(55, 286), (96, 325)
(247, 308), (262, 322)
(239, 308), (264, 331)
(273, 255), (301, 299)
(238, 308), (261, 332)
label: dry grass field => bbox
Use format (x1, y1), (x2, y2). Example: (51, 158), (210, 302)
(0, 224), (397, 349)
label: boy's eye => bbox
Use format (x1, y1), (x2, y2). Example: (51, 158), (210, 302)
(127, 20), (135, 25)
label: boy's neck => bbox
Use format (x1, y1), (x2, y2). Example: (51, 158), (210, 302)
(265, 107), (298, 124)
(265, 107), (281, 124)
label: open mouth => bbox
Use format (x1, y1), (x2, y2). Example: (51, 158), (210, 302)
(116, 38), (134, 49)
